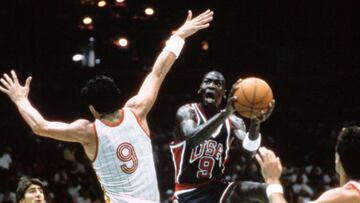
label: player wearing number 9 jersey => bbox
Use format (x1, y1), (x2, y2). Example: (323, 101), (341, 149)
(0, 10), (214, 203)
(171, 71), (274, 203)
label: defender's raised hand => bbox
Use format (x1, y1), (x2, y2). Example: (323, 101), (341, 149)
(255, 147), (283, 184)
(175, 9), (214, 39)
(0, 70), (32, 103)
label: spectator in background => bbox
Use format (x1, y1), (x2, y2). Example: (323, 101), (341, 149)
(16, 176), (45, 203)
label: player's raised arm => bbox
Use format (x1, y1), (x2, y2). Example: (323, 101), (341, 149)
(255, 147), (287, 203)
(125, 9), (214, 120)
(0, 70), (92, 144)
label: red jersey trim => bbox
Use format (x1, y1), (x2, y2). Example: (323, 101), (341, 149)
(195, 103), (208, 121)
(91, 123), (99, 162)
(129, 110), (151, 138)
(99, 109), (124, 127)
(348, 182), (360, 194)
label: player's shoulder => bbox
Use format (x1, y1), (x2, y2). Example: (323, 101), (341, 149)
(73, 119), (95, 134)
(311, 187), (360, 203)
(176, 103), (196, 115)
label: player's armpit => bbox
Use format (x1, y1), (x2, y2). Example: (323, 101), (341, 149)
(35, 119), (94, 144)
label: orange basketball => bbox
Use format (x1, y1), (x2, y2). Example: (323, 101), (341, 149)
(233, 77), (273, 118)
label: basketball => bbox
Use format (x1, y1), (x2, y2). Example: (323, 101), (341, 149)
(233, 77), (273, 118)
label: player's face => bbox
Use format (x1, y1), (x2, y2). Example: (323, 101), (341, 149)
(20, 184), (45, 203)
(199, 72), (226, 107)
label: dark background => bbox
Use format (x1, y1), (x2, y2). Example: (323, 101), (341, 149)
(0, 0), (358, 202)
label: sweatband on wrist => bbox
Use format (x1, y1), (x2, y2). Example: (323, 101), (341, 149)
(266, 184), (284, 198)
(163, 35), (185, 58)
(242, 133), (261, 151)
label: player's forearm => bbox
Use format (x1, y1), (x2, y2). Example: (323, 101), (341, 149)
(151, 33), (185, 79)
(151, 50), (177, 81)
(248, 119), (260, 139)
(188, 109), (231, 147)
(14, 99), (47, 134)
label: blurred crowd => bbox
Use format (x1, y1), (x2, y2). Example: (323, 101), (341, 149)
(0, 122), (341, 203)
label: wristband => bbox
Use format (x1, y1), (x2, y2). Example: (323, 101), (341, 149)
(242, 133), (261, 151)
(266, 184), (284, 198)
(163, 35), (185, 58)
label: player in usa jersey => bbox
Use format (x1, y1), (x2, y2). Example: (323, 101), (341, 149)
(0, 10), (214, 203)
(171, 71), (274, 203)
(256, 126), (360, 203)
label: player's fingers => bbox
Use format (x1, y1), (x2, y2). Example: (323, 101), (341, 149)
(199, 16), (213, 25)
(195, 9), (211, 19)
(255, 154), (264, 167)
(25, 76), (32, 88)
(0, 78), (10, 88)
(11, 70), (19, 84)
(186, 10), (192, 21)
(197, 11), (214, 22)
(195, 24), (210, 30)
(3, 73), (14, 85)
(228, 96), (237, 102)
(0, 85), (9, 94)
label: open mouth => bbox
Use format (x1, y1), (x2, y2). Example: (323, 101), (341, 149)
(204, 91), (216, 103)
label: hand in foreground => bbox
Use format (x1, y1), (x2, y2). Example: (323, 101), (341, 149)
(255, 147), (283, 184)
(0, 70), (32, 103)
(175, 9), (214, 39)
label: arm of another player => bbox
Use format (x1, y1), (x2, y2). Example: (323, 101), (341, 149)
(308, 187), (360, 203)
(256, 147), (360, 203)
(255, 147), (287, 203)
(125, 10), (214, 123)
(0, 70), (93, 144)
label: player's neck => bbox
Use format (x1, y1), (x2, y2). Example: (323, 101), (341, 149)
(100, 110), (123, 124)
(340, 174), (351, 186)
(199, 102), (220, 118)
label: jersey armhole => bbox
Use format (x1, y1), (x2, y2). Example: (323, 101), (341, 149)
(91, 123), (99, 162)
(129, 109), (151, 138)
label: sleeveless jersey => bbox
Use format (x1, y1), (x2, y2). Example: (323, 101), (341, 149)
(92, 108), (160, 203)
(344, 181), (360, 194)
(170, 103), (234, 194)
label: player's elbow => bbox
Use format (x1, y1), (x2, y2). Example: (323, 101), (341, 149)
(31, 122), (47, 136)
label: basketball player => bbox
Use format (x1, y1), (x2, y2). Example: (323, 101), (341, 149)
(0, 10), (214, 203)
(256, 126), (360, 203)
(170, 71), (275, 203)
(16, 177), (45, 203)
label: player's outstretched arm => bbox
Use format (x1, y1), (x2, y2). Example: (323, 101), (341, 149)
(256, 147), (287, 203)
(125, 10), (214, 121)
(0, 70), (92, 144)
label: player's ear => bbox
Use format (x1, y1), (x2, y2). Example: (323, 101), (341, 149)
(89, 105), (101, 119)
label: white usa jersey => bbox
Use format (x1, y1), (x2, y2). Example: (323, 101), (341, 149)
(92, 108), (160, 203)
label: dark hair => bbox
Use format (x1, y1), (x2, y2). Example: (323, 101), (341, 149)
(81, 75), (122, 114)
(16, 177), (44, 202)
(335, 126), (360, 179)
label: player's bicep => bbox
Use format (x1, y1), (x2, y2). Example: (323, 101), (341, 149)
(36, 119), (92, 144)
